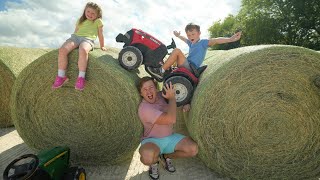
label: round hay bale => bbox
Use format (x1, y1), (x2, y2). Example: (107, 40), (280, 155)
(0, 47), (49, 127)
(186, 45), (320, 179)
(173, 107), (189, 136)
(11, 49), (142, 165)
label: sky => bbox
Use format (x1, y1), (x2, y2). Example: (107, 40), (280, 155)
(0, 0), (241, 52)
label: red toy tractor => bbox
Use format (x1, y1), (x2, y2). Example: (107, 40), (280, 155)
(116, 28), (206, 106)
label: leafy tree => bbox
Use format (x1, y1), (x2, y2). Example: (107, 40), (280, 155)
(209, 0), (320, 50)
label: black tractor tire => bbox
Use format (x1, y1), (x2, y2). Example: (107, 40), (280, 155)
(164, 76), (193, 107)
(63, 167), (86, 180)
(118, 46), (143, 70)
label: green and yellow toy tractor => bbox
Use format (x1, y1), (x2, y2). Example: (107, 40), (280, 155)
(3, 146), (86, 180)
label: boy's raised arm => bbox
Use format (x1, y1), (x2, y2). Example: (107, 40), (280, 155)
(173, 30), (188, 43)
(208, 31), (242, 46)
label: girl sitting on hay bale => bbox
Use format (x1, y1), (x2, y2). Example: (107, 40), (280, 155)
(52, 2), (106, 91)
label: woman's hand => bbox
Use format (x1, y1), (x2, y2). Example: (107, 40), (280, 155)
(162, 82), (176, 100)
(182, 104), (191, 112)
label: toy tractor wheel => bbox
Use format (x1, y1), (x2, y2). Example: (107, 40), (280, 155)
(63, 166), (86, 180)
(118, 46), (143, 70)
(164, 76), (193, 107)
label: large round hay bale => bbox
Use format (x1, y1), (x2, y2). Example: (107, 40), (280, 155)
(186, 45), (320, 179)
(173, 107), (190, 136)
(11, 49), (142, 165)
(0, 47), (49, 127)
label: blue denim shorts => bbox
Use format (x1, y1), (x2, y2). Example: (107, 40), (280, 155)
(141, 133), (186, 154)
(67, 34), (94, 50)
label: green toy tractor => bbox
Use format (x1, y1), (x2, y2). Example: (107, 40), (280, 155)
(3, 146), (86, 180)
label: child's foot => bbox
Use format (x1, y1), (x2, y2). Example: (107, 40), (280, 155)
(52, 76), (69, 89)
(75, 77), (85, 91)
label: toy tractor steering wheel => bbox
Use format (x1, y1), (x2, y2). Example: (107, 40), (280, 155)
(166, 38), (176, 49)
(3, 154), (39, 180)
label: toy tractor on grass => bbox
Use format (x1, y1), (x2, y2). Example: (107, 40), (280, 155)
(116, 28), (207, 106)
(3, 146), (85, 180)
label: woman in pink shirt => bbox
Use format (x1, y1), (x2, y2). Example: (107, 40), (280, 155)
(137, 76), (198, 180)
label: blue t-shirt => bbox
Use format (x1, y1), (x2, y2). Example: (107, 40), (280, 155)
(186, 39), (209, 68)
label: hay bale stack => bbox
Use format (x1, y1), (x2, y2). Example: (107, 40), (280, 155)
(0, 47), (49, 127)
(11, 49), (142, 165)
(186, 45), (320, 179)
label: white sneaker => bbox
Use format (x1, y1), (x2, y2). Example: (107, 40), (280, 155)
(160, 154), (176, 173)
(148, 162), (159, 180)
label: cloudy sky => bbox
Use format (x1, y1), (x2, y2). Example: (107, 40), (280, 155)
(0, 0), (241, 52)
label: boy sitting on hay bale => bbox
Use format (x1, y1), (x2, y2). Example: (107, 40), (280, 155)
(147, 23), (242, 111)
(137, 76), (198, 180)
(147, 23), (242, 80)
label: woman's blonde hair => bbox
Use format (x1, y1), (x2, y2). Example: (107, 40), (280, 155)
(79, 2), (103, 24)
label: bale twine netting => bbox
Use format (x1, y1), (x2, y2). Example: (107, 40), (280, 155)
(0, 46), (49, 127)
(11, 49), (142, 165)
(186, 45), (320, 179)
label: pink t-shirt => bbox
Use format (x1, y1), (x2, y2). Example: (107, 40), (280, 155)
(138, 92), (173, 139)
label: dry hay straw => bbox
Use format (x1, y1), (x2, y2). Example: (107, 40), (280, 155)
(186, 45), (320, 179)
(173, 107), (190, 136)
(0, 46), (49, 127)
(11, 48), (142, 165)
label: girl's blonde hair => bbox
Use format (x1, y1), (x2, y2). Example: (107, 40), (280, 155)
(79, 2), (103, 24)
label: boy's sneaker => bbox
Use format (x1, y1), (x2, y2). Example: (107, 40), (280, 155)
(75, 77), (85, 91)
(148, 162), (159, 180)
(146, 66), (163, 81)
(52, 76), (68, 89)
(160, 154), (176, 173)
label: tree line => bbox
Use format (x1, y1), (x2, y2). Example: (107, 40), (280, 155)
(209, 0), (319, 50)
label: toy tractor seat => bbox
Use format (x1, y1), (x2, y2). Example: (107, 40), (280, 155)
(115, 33), (130, 45)
(189, 63), (207, 78)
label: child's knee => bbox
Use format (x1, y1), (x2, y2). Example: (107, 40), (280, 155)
(139, 149), (158, 165)
(59, 46), (69, 55)
(173, 48), (182, 54)
(189, 143), (198, 157)
(78, 47), (90, 54)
